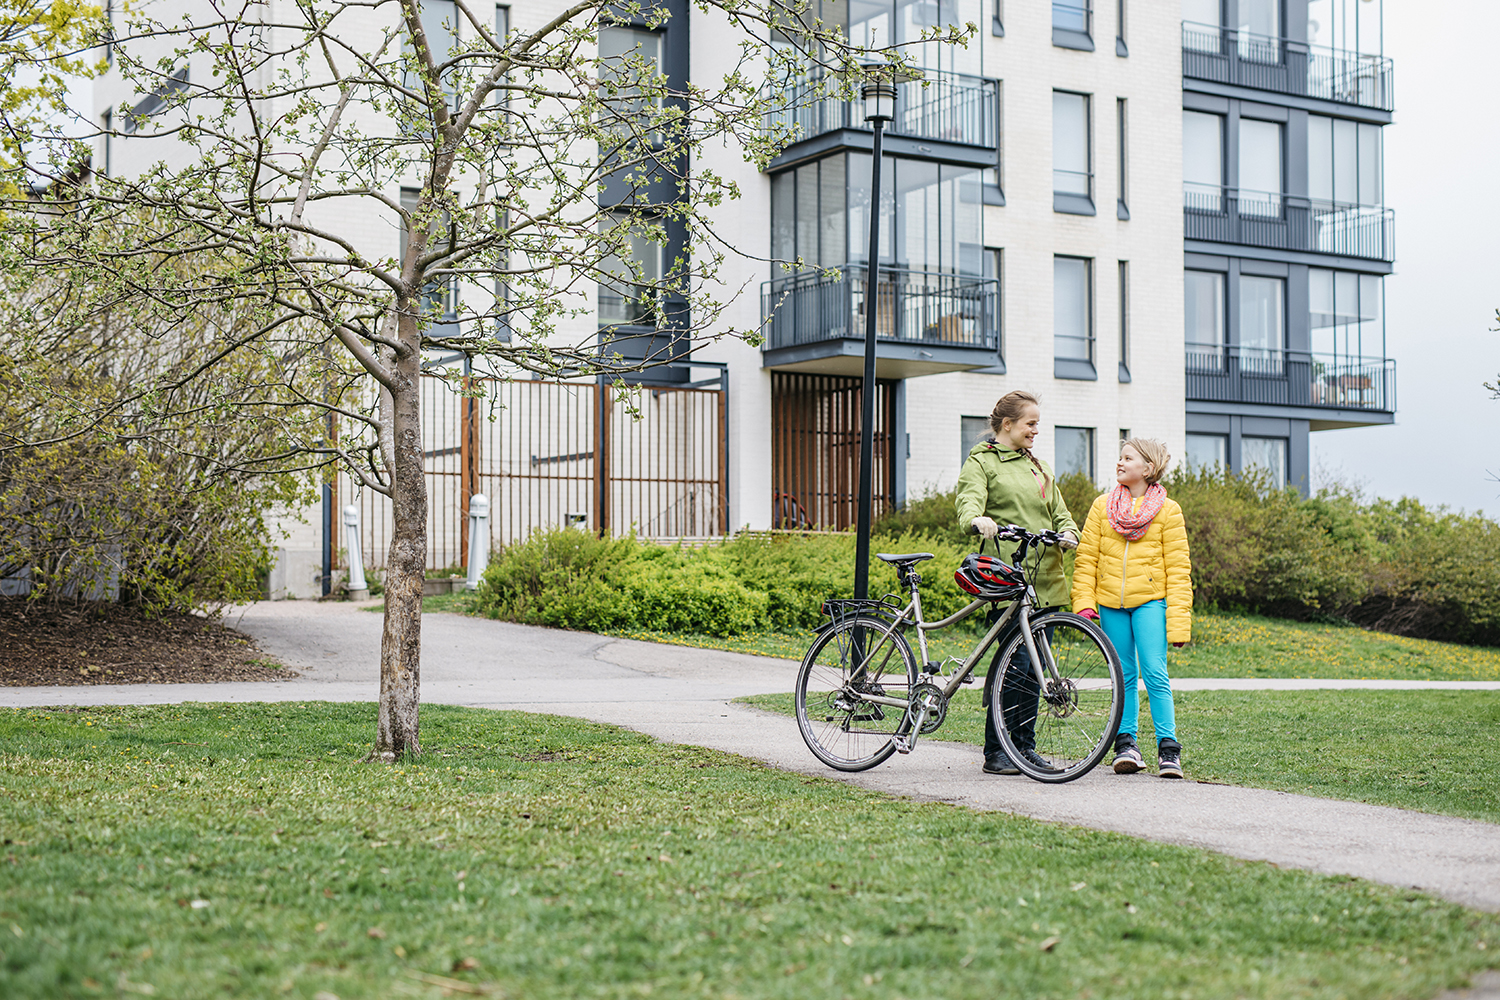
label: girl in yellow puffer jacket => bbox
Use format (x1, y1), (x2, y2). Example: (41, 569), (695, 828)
(1071, 438), (1193, 778)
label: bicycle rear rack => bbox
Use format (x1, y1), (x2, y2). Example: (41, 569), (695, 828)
(820, 596), (904, 625)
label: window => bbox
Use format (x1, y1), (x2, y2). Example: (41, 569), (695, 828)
(1054, 256), (1094, 378)
(1055, 427), (1096, 482)
(993, 0), (1004, 35)
(1182, 110), (1223, 211)
(1185, 433), (1227, 470)
(1237, 0), (1281, 63)
(493, 6), (510, 111)
(1115, 0), (1127, 54)
(984, 247), (1004, 361)
(403, 0), (458, 109)
(1183, 0), (1219, 26)
(1242, 436), (1287, 490)
(847, 154), (985, 275)
(1115, 99), (1128, 218)
(1054, 0), (1090, 33)
(598, 25), (663, 139)
(599, 211), (663, 326)
(1119, 428), (1131, 449)
(100, 110), (111, 178)
(1053, 92), (1092, 214)
(1310, 269), (1383, 361)
(961, 415), (991, 465)
(1238, 118), (1282, 216)
(1184, 269), (1225, 367)
(1308, 115), (1383, 207)
(122, 67), (189, 134)
(1239, 275), (1284, 369)
(1117, 260), (1129, 379)
(400, 187), (459, 334)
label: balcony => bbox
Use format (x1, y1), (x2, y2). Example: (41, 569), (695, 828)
(763, 70), (998, 151)
(760, 266), (1000, 378)
(1184, 187), (1394, 262)
(1182, 22), (1394, 112)
(1186, 347), (1396, 417)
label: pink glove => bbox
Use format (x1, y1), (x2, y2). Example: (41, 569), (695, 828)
(1078, 608), (1099, 622)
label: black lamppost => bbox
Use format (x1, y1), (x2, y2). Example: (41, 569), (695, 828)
(852, 71), (898, 602)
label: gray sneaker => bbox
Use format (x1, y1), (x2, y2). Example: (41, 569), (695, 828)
(1112, 734), (1144, 774)
(1158, 739), (1184, 779)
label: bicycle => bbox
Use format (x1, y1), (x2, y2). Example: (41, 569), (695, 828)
(794, 524), (1125, 783)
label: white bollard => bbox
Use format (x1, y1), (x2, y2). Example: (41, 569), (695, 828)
(342, 505), (367, 593)
(466, 494), (490, 591)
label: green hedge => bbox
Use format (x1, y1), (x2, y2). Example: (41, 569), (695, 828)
(472, 528), (987, 636)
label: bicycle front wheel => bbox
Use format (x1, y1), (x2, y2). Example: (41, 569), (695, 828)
(795, 616), (917, 772)
(988, 611), (1123, 783)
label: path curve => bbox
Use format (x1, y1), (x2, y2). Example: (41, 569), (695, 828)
(4, 601), (1498, 913)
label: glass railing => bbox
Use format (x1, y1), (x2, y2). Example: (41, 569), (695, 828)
(1185, 347), (1395, 412)
(761, 265), (999, 352)
(1183, 186), (1395, 261)
(763, 70), (998, 149)
(1181, 21), (1393, 111)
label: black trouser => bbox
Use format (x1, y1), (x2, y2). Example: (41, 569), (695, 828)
(983, 606), (1058, 758)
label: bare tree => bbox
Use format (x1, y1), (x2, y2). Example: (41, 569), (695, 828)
(0, 0), (972, 759)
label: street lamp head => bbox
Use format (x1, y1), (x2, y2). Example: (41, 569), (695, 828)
(861, 79), (897, 124)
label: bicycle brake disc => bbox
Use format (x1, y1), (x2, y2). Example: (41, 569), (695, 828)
(1044, 677), (1079, 718)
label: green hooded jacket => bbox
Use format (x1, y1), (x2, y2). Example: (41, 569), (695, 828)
(954, 440), (1078, 608)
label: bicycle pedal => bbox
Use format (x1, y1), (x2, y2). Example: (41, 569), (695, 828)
(959, 674), (975, 685)
(893, 735), (912, 754)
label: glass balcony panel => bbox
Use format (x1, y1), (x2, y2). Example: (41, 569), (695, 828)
(763, 71), (998, 149)
(1183, 186), (1394, 261)
(1184, 347), (1395, 412)
(1181, 21), (1393, 111)
(761, 266), (999, 352)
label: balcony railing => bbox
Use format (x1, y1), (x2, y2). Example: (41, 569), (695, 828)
(761, 266), (999, 353)
(763, 70), (998, 149)
(1182, 22), (1394, 111)
(1185, 347), (1395, 412)
(1184, 186), (1395, 261)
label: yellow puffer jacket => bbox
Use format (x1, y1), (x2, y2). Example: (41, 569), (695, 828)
(1071, 493), (1194, 644)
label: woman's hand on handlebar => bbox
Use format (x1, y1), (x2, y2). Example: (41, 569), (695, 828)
(971, 516), (999, 539)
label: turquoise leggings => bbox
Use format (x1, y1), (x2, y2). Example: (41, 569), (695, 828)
(1098, 599), (1176, 742)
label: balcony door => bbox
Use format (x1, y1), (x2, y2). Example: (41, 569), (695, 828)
(771, 372), (895, 530)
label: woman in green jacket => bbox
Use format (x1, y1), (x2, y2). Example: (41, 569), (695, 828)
(955, 390), (1078, 776)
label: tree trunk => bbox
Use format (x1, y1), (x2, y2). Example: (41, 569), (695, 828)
(369, 311), (427, 761)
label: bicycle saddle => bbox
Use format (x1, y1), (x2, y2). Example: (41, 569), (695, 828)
(875, 552), (935, 565)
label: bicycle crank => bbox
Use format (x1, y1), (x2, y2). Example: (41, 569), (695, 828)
(893, 682), (948, 755)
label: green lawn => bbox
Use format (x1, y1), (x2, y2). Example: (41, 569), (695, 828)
(745, 688), (1500, 824)
(0, 703), (1495, 1000)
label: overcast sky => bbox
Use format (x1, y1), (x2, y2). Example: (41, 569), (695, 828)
(1308, 0), (1500, 514)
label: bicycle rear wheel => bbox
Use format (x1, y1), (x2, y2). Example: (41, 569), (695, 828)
(795, 616), (917, 772)
(988, 611), (1123, 783)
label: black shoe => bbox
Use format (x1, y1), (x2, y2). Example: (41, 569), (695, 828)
(983, 751), (1021, 775)
(1158, 738), (1184, 779)
(1018, 747), (1058, 772)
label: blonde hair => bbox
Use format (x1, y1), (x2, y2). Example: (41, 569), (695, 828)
(988, 391), (1052, 496)
(1122, 437), (1172, 486)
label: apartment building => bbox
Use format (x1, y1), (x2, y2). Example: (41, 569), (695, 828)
(92, 0), (1397, 593)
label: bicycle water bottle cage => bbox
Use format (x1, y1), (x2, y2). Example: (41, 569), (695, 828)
(954, 553), (1026, 601)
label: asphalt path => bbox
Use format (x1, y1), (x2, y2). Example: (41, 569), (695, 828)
(5, 600), (1499, 915)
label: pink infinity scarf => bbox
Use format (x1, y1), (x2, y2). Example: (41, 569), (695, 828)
(1106, 483), (1166, 541)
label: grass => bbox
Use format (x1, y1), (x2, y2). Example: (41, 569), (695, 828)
(0, 702), (1496, 1000)
(745, 689), (1500, 824)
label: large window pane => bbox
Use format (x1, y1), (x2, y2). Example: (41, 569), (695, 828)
(599, 212), (662, 326)
(1054, 256), (1092, 361)
(1239, 275), (1284, 368)
(1185, 433), (1227, 470)
(1310, 268), (1383, 360)
(1242, 436), (1287, 490)
(1183, 0), (1219, 25)
(1183, 110), (1223, 210)
(1055, 427), (1096, 481)
(1184, 270), (1225, 365)
(1311, 114), (1382, 206)
(1237, 0), (1280, 62)
(1053, 92), (1090, 197)
(960, 415), (991, 466)
(598, 26), (663, 123)
(1239, 118), (1282, 215)
(818, 156), (846, 269)
(1053, 0), (1089, 33)
(771, 170), (795, 266)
